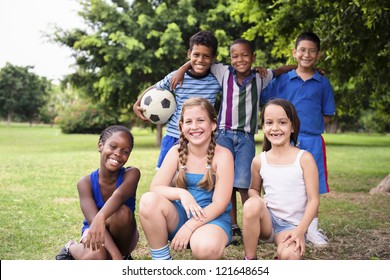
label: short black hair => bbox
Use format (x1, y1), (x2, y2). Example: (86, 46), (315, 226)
(230, 38), (255, 53)
(99, 125), (134, 150)
(296, 32), (321, 51)
(189, 30), (218, 57)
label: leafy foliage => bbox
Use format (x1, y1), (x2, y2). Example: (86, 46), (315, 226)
(0, 63), (50, 124)
(49, 0), (389, 132)
(56, 100), (118, 134)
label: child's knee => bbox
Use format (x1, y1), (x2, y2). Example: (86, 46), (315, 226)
(277, 244), (301, 260)
(191, 240), (224, 260)
(139, 192), (160, 217)
(243, 197), (263, 218)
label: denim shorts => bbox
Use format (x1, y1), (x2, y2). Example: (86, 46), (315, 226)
(216, 129), (255, 189)
(260, 210), (297, 243)
(168, 200), (232, 246)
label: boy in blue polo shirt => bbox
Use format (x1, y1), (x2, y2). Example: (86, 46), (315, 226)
(261, 32), (335, 246)
(133, 31), (221, 169)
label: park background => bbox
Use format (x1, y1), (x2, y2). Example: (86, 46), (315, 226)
(0, 0), (389, 260)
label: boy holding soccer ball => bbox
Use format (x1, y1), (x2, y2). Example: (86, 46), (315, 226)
(133, 30), (221, 169)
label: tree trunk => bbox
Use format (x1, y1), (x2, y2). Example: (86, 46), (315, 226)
(7, 112), (11, 126)
(156, 124), (163, 147)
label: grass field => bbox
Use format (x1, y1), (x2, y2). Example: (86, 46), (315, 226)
(0, 123), (389, 260)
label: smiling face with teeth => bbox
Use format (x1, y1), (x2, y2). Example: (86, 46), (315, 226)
(180, 103), (217, 147)
(98, 131), (133, 171)
(262, 104), (295, 148)
(187, 44), (215, 77)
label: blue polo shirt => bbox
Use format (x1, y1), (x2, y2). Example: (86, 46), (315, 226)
(261, 69), (335, 135)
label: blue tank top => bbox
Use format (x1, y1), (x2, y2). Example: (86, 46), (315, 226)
(82, 167), (136, 232)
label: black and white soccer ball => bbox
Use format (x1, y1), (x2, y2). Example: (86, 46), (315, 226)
(140, 88), (176, 125)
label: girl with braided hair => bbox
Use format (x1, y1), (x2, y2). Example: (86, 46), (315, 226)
(139, 97), (234, 260)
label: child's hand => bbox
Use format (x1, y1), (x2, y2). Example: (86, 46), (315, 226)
(132, 104), (150, 122)
(315, 67), (326, 76)
(253, 66), (267, 78)
(83, 215), (106, 251)
(281, 229), (305, 256)
(170, 71), (185, 91)
(179, 191), (207, 221)
(171, 224), (193, 252)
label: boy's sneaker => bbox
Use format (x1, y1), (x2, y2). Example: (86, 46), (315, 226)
(55, 240), (75, 260)
(306, 229), (329, 247)
(231, 224), (242, 245)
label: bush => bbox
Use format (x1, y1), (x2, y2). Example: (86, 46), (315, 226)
(57, 102), (118, 134)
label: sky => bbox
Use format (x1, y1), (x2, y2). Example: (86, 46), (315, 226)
(0, 0), (84, 83)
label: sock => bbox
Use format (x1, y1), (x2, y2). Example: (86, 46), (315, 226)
(150, 244), (172, 260)
(308, 218), (319, 233)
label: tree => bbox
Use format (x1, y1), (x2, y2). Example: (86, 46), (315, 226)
(231, 0), (390, 132)
(0, 63), (48, 126)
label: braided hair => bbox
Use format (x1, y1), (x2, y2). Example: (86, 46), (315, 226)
(176, 98), (217, 192)
(98, 125), (134, 150)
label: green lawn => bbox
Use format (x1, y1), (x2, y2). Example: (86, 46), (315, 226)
(0, 123), (389, 260)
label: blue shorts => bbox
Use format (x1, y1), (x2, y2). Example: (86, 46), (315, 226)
(260, 209), (297, 243)
(297, 134), (330, 194)
(269, 209), (297, 235)
(216, 129), (255, 189)
(156, 135), (179, 169)
(169, 200), (232, 246)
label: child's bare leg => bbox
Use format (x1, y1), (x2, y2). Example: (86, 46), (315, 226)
(275, 232), (301, 260)
(139, 192), (179, 248)
(242, 197), (272, 259)
(190, 224), (228, 260)
(106, 205), (138, 257)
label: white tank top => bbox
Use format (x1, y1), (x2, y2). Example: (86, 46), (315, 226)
(260, 150), (307, 225)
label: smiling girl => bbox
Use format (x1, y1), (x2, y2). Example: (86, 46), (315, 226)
(139, 97), (234, 260)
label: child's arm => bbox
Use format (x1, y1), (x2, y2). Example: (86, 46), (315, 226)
(82, 168), (141, 256)
(132, 86), (155, 122)
(248, 155), (262, 198)
(272, 65), (296, 77)
(170, 61), (191, 90)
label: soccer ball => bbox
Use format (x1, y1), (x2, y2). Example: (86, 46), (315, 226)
(140, 88), (176, 125)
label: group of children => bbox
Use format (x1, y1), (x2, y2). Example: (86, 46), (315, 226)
(55, 30), (335, 260)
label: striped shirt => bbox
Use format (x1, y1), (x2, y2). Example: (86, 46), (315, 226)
(211, 63), (273, 134)
(156, 70), (221, 138)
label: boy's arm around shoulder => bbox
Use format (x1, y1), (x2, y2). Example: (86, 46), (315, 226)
(170, 61), (191, 90)
(272, 65), (296, 77)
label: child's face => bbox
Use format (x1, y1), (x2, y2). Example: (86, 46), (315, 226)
(187, 45), (215, 76)
(230, 43), (256, 76)
(262, 104), (293, 147)
(180, 106), (216, 147)
(293, 40), (320, 69)
(98, 131), (132, 171)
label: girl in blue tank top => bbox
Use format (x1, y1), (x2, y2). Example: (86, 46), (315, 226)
(56, 125), (140, 260)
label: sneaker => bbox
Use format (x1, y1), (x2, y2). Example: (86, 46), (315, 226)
(231, 224), (242, 245)
(306, 229), (329, 247)
(123, 255), (133, 260)
(55, 240), (75, 260)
